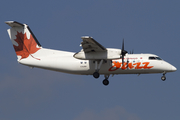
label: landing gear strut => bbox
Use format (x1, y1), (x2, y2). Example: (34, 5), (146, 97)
(161, 72), (166, 81)
(93, 60), (103, 79)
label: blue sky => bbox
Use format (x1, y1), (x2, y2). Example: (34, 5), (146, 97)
(1, 0), (180, 120)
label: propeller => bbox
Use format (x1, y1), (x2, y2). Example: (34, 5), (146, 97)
(121, 39), (128, 65)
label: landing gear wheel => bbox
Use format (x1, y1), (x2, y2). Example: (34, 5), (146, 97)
(93, 72), (100, 78)
(103, 79), (109, 86)
(161, 76), (166, 81)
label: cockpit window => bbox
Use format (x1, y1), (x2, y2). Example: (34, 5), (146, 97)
(149, 57), (156, 60)
(149, 56), (162, 60)
(156, 57), (162, 60)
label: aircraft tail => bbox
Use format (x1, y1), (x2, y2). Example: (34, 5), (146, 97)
(6, 21), (42, 61)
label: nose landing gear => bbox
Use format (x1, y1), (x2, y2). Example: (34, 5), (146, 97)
(161, 75), (166, 81)
(161, 72), (166, 81)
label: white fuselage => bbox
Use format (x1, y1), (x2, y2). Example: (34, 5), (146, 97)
(18, 48), (176, 75)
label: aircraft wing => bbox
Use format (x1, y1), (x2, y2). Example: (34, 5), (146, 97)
(81, 36), (107, 53)
(74, 36), (121, 60)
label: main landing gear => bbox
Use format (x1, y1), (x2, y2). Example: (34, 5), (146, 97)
(93, 72), (110, 86)
(92, 60), (109, 86)
(93, 71), (100, 78)
(103, 75), (110, 86)
(93, 60), (103, 79)
(161, 72), (166, 81)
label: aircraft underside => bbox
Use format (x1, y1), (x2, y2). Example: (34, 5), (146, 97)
(19, 55), (172, 86)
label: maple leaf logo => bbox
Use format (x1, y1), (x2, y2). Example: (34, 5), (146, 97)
(13, 32), (41, 60)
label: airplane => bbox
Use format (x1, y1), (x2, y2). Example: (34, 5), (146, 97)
(5, 21), (177, 86)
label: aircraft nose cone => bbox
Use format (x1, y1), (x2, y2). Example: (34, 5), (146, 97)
(171, 65), (177, 72)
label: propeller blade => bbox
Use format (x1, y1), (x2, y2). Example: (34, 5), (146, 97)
(127, 58), (129, 69)
(122, 39), (124, 52)
(121, 39), (128, 65)
(122, 55), (124, 65)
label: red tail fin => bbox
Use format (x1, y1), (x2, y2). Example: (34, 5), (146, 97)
(6, 21), (41, 60)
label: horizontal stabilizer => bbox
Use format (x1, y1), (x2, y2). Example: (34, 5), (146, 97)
(5, 21), (24, 27)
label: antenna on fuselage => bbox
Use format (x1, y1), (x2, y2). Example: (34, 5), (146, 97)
(129, 49), (134, 54)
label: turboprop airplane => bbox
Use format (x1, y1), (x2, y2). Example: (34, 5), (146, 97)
(6, 21), (177, 86)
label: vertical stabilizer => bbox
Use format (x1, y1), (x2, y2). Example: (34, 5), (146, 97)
(6, 21), (41, 61)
